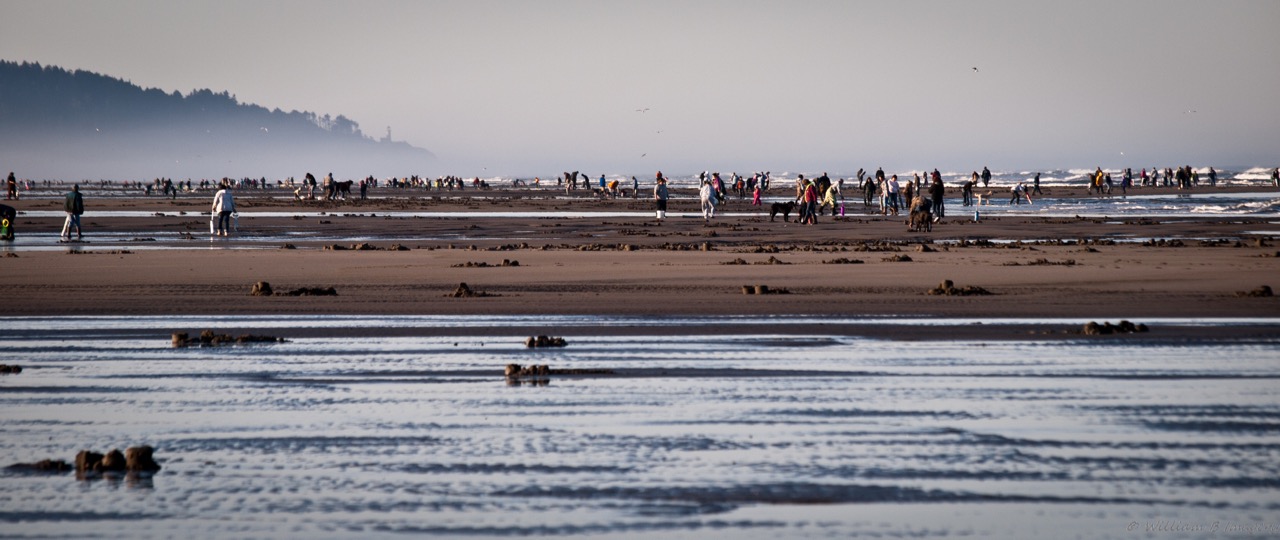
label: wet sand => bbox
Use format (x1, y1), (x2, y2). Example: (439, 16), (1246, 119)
(3, 186), (1278, 331)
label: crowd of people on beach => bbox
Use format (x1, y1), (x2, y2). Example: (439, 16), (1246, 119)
(2, 165), (1278, 243)
(847, 168), (953, 220)
(649, 170), (772, 223)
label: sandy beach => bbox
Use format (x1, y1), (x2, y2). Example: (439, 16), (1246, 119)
(3, 185), (1277, 329)
(5, 185), (1280, 538)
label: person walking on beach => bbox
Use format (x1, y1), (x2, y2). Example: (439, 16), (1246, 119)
(60, 184), (85, 241)
(1032, 172), (1042, 195)
(632, 176), (639, 199)
(1272, 168), (1279, 187)
(877, 177), (889, 214)
(699, 179), (717, 222)
(1208, 167), (1217, 187)
(961, 177), (975, 206)
(324, 172), (337, 200)
(211, 182), (235, 236)
(886, 175), (901, 216)
(6, 172), (18, 200)
(903, 176), (916, 212)
(800, 180), (819, 224)
(752, 182), (762, 206)
(981, 166), (992, 188)
(653, 174), (669, 222)
(929, 175), (946, 220)
(712, 172), (726, 205)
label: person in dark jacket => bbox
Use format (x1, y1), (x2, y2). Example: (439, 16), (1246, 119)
(61, 185), (85, 241)
(653, 175), (669, 221)
(929, 177), (946, 221)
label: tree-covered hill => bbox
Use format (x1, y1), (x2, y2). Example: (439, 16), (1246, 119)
(0, 60), (435, 180)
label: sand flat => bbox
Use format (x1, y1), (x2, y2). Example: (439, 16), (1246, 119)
(3, 187), (1276, 323)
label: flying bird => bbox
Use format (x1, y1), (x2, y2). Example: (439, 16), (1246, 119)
(635, 108), (650, 113)
(972, 67), (979, 72)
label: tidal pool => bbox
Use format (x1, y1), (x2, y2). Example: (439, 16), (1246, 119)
(2, 316), (1278, 539)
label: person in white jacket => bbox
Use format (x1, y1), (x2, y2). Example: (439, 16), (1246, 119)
(699, 179), (717, 222)
(211, 183), (236, 236)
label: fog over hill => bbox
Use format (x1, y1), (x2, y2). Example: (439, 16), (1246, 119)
(0, 60), (435, 180)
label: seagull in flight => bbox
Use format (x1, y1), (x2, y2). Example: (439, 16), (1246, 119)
(635, 108), (650, 113)
(972, 67), (979, 72)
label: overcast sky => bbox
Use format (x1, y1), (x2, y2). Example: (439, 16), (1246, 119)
(3, 0), (1278, 176)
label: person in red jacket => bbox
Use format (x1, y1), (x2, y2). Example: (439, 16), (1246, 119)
(801, 180), (818, 225)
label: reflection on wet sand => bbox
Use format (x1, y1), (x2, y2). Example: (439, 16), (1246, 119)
(2, 316), (1278, 538)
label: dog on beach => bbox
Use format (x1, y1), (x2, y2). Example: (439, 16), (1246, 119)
(908, 197), (933, 232)
(331, 180), (354, 200)
(974, 191), (993, 206)
(769, 201), (796, 222)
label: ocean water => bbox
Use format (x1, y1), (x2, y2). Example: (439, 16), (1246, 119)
(2, 316), (1278, 539)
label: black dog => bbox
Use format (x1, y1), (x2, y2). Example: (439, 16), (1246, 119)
(769, 201), (796, 222)
(330, 180), (354, 200)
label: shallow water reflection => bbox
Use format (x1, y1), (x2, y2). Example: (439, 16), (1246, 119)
(2, 317), (1278, 539)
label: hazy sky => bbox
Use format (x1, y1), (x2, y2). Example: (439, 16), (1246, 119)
(3, 0), (1278, 176)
